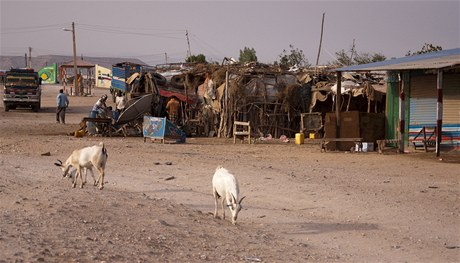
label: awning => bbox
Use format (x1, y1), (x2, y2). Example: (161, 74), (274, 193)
(159, 89), (195, 103)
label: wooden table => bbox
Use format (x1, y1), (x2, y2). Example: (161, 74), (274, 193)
(82, 117), (112, 137)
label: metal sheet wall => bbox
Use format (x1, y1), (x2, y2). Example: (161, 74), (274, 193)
(444, 73), (460, 124)
(409, 74), (436, 125)
(409, 72), (460, 150)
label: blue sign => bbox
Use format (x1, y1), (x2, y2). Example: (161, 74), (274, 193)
(143, 116), (185, 143)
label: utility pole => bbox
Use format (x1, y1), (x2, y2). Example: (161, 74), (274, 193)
(28, 47), (32, 68)
(64, 22), (79, 96)
(315, 13), (325, 76)
(24, 53), (27, 68)
(349, 39), (356, 66)
(185, 30), (191, 60)
(165, 52), (168, 64)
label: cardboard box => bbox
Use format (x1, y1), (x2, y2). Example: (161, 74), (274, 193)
(339, 111), (360, 150)
(323, 112), (337, 151)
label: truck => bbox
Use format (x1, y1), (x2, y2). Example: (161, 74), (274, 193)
(109, 62), (142, 102)
(109, 62), (168, 102)
(3, 68), (42, 112)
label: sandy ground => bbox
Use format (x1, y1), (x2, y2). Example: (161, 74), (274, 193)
(0, 84), (459, 263)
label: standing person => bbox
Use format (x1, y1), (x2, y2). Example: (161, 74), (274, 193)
(56, 89), (69, 124)
(115, 91), (127, 114)
(165, 96), (181, 126)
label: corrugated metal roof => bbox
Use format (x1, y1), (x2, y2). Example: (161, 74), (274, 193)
(335, 48), (460, 72)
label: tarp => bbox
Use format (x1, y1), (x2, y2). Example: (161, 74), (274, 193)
(159, 89), (194, 103)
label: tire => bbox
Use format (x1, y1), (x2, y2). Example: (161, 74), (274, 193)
(153, 73), (167, 86)
(170, 74), (185, 89)
(33, 104), (39, 112)
(4, 103), (9, 112)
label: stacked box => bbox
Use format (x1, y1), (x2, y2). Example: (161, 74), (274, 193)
(323, 111), (385, 152)
(359, 112), (385, 144)
(339, 111), (360, 151)
(323, 112), (337, 151)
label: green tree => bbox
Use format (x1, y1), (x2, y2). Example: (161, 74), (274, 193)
(335, 49), (352, 66)
(334, 49), (386, 66)
(239, 47), (258, 63)
(354, 52), (386, 64)
(278, 44), (310, 68)
(406, 43), (443, 56)
(186, 54), (207, 63)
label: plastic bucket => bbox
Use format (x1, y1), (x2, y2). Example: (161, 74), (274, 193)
(295, 133), (304, 145)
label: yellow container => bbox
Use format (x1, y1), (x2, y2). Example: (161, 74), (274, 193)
(309, 133), (316, 139)
(295, 133), (304, 145)
(74, 129), (85, 138)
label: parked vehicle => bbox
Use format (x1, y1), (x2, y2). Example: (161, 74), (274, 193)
(109, 62), (142, 102)
(3, 68), (41, 112)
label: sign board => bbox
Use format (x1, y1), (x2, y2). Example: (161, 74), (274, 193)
(143, 116), (185, 143)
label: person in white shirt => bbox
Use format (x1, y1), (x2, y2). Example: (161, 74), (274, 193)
(115, 91), (127, 114)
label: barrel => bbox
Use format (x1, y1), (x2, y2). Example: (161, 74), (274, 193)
(295, 133), (304, 145)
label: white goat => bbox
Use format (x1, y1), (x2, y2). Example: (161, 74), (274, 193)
(212, 166), (246, 224)
(54, 142), (108, 189)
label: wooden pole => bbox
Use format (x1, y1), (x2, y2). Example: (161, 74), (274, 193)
(186, 30), (191, 59)
(436, 69), (443, 157)
(28, 47), (32, 68)
(398, 73), (405, 153)
(336, 71), (342, 138)
(315, 13), (325, 76)
(71, 22), (79, 96)
(349, 39), (355, 66)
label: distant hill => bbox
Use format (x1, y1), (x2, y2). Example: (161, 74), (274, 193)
(0, 55), (148, 71)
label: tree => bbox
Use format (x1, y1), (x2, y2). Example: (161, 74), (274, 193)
(334, 49), (386, 66)
(239, 47), (258, 63)
(354, 52), (386, 64)
(406, 43), (443, 56)
(335, 49), (352, 66)
(278, 44), (310, 68)
(186, 54), (207, 63)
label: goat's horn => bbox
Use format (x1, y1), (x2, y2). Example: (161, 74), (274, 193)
(239, 196), (246, 204)
(231, 193), (237, 204)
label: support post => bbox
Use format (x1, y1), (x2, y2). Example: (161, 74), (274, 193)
(335, 71), (342, 138)
(436, 70), (443, 157)
(398, 73), (405, 153)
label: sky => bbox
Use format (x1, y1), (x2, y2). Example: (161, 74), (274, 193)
(1, 0), (459, 66)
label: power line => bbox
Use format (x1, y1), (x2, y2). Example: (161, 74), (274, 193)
(189, 32), (227, 59)
(77, 23), (185, 39)
(1, 23), (69, 34)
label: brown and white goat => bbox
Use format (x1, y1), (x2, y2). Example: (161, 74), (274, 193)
(54, 142), (108, 189)
(212, 166), (246, 224)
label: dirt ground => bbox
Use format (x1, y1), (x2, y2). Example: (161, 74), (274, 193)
(0, 85), (459, 263)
